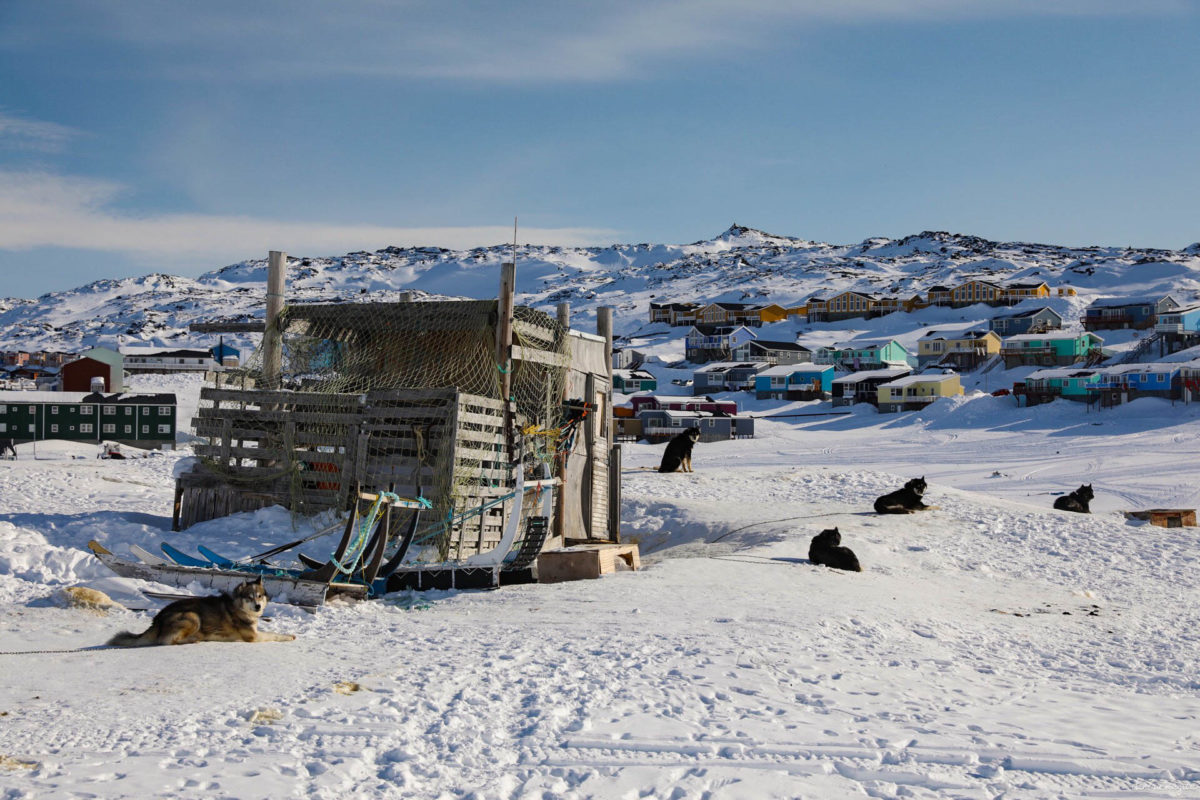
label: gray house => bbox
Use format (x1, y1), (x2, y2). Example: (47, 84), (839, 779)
(692, 361), (770, 395)
(831, 367), (911, 407)
(637, 408), (754, 443)
(988, 307), (1063, 336)
(730, 340), (813, 365)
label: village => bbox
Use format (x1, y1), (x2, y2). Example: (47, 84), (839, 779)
(611, 283), (1200, 445)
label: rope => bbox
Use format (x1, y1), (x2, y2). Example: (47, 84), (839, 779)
(706, 511), (848, 545)
(0, 645), (119, 656)
(330, 491), (400, 575)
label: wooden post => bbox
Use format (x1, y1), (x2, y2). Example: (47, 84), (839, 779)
(596, 307), (617, 541)
(553, 301), (570, 544)
(262, 251), (287, 390)
(557, 302), (570, 330)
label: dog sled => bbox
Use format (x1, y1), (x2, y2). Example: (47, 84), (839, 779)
(89, 462), (557, 606)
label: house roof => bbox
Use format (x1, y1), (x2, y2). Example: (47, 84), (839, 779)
(830, 340), (900, 351)
(918, 329), (993, 342)
(928, 285), (950, 292)
(121, 346), (214, 358)
(740, 340), (811, 352)
(613, 368), (654, 380)
(1004, 332), (1097, 343)
(1085, 294), (1176, 309)
(993, 306), (1063, 321)
(0, 391), (176, 404)
(1025, 368), (1096, 380)
(757, 363), (834, 377)
(73, 347), (123, 368)
(695, 361), (768, 374)
(832, 367), (911, 384)
(1006, 281), (1049, 289)
(1095, 362), (1180, 376)
(879, 374), (958, 388)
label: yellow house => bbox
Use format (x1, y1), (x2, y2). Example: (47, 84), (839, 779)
(1005, 282), (1051, 302)
(876, 373), (963, 412)
(917, 329), (1002, 369)
(824, 291), (879, 320)
(950, 280), (1004, 306)
(754, 303), (790, 324)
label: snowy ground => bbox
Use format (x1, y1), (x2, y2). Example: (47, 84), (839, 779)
(3, 375), (1200, 798)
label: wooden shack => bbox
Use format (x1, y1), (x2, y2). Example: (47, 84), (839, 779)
(178, 256), (619, 558)
(1125, 508), (1196, 528)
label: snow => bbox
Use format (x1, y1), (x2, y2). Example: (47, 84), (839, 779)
(2, 375), (1200, 797)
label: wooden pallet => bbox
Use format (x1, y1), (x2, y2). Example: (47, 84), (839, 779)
(536, 543), (639, 583)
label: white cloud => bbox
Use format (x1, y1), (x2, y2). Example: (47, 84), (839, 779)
(0, 171), (619, 263)
(4, 0), (1191, 83)
(0, 111), (80, 152)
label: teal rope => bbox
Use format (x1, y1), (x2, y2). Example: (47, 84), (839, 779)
(330, 491), (400, 575)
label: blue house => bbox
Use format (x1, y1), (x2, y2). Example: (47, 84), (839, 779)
(755, 364), (835, 400)
(1082, 295), (1178, 331)
(1155, 306), (1200, 355)
(613, 368), (657, 394)
(988, 307), (1063, 336)
(1092, 363), (1181, 406)
(210, 341), (241, 366)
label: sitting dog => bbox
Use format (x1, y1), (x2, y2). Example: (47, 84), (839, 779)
(1053, 484), (1094, 514)
(874, 476), (934, 514)
(0, 438), (15, 459)
(106, 576), (294, 647)
(658, 427), (700, 473)
(808, 527), (862, 572)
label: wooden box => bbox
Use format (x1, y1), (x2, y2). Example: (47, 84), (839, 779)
(537, 543), (640, 583)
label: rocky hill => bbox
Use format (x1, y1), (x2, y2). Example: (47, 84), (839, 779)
(6, 225), (1200, 352)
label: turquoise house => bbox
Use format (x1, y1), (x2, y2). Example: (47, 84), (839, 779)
(1000, 332), (1103, 368)
(814, 339), (911, 370)
(613, 368), (657, 393)
(1018, 368), (1099, 406)
(755, 364), (835, 399)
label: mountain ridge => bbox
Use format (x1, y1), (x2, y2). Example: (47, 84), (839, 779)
(6, 226), (1200, 352)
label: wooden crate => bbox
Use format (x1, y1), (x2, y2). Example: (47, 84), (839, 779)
(537, 543), (640, 583)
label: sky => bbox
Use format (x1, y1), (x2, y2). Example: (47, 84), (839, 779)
(0, 0), (1198, 299)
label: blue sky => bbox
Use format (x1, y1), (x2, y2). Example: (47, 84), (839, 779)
(1, 0), (1198, 298)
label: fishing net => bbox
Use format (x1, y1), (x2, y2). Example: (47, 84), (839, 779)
(195, 298), (572, 557)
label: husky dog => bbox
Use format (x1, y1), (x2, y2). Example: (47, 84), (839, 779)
(0, 438), (15, 459)
(808, 527), (862, 572)
(658, 427), (701, 473)
(106, 577), (294, 647)
(874, 476), (933, 514)
(1054, 484), (1094, 514)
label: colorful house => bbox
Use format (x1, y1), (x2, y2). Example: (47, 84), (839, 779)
(1091, 363), (1181, 406)
(1154, 306), (1200, 352)
(876, 373), (963, 413)
(1000, 332), (1103, 368)
(815, 340), (911, 370)
(988, 307), (1064, 336)
(832, 367), (911, 407)
(649, 302), (701, 326)
(916, 329), (1002, 370)
(685, 325), (758, 362)
(950, 280), (1004, 306)
(822, 291), (880, 321)
(0, 390), (176, 448)
(692, 362), (770, 395)
(926, 286), (952, 306)
(1002, 281), (1051, 303)
(60, 347), (125, 393)
(730, 340), (812, 365)
(612, 368), (657, 394)
(1082, 295), (1179, 331)
(629, 396), (739, 415)
(1016, 368), (1099, 406)
(755, 364), (835, 400)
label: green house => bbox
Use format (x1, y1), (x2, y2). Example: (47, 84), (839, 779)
(1019, 368), (1099, 406)
(815, 339), (911, 370)
(0, 391), (177, 448)
(612, 368), (657, 394)
(1001, 332), (1103, 368)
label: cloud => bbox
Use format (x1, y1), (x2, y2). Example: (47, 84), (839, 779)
(0, 171), (619, 264)
(0, 111), (80, 152)
(3, 0), (1191, 83)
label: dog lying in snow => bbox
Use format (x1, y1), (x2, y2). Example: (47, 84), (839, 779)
(873, 476), (936, 514)
(808, 527), (862, 572)
(1053, 484), (1094, 514)
(107, 577), (294, 647)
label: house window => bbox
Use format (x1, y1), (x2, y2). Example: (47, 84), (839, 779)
(158, 406), (171, 416)
(80, 405), (92, 414)
(80, 424), (93, 434)
(158, 424), (171, 434)
(125, 407), (133, 415)
(50, 406), (58, 415)
(103, 424), (115, 434)
(141, 425), (149, 434)
(103, 406), (116, 415)
(0, 423), (4, 432)
(123, 425), (132, 434)
(50, 424), (58, 433)
(27, 407), (34, 414)
(141, 407), (152, 416)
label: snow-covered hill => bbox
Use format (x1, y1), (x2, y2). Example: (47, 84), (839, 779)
(7, 226), (1200, 352)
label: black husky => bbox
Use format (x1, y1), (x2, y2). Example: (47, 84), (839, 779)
(874, 476), (932, 514)
(658, 428), (700, 473)
(1054, 484), (1094, 514)
(0, 438), (14, 459)
(808, 527), (862, 572)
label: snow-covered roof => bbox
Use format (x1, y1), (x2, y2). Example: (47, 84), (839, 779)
(1024, 368), (1097, 380)
(830, 340), (896, 350)
(757, 363), (833, 377)
(1004, 332), (1091, 342)
(695, 361), (764, 373)
(1085, 294), (1174, 309)
(832, 367), (910, 384)
(613, 368), (654, 380)
(878, 374), (958, 388)
(0, 391), (176, 404)
(993, 306), (1061, 320)
(918, 328), (992, 342)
